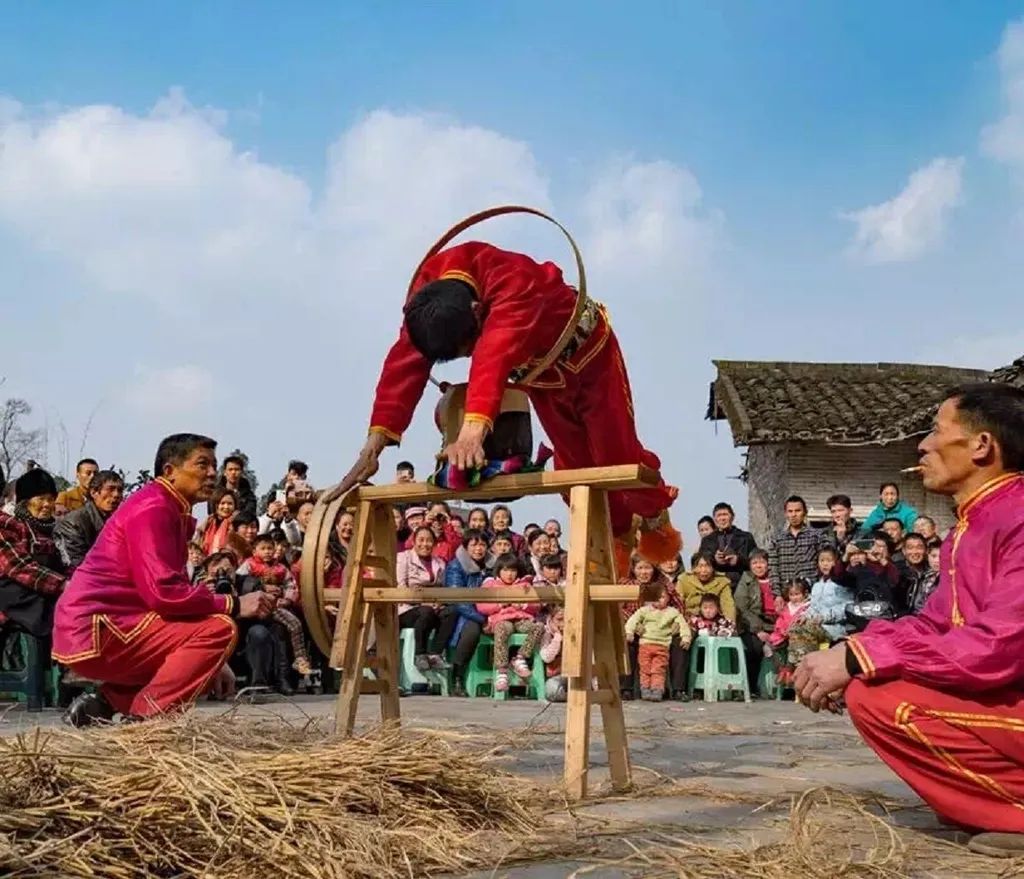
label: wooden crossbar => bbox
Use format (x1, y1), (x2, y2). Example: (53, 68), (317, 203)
(347, 463), (658, 504)
(352, 585), (639, 603)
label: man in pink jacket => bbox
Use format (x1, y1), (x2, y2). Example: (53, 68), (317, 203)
(795, 383), (1024, 857)
(55, 434), (274, 725)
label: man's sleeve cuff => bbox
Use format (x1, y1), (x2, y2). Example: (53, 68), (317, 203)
(463, 412), (494, 431)
(369, 425), (402, 445)
(222, 594), (238, 618)
(845, 635), (876, 679)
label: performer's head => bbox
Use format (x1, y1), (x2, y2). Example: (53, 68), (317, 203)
(918, 382), (1024, 500)
(154, 433), (218, 504)
(403, 279), (482, 362)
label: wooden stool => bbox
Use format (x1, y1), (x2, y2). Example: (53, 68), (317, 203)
(309, 464), (659, 799)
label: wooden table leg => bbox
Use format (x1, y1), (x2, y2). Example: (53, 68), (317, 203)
(563, 484), (593, 799)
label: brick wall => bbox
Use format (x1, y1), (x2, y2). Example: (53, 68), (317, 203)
(746, 439), (958, 546)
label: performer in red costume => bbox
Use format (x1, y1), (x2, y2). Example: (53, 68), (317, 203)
(795, 382), (1024, 857)
(334, 235), (681, 562)
(55, 434), (275, 726)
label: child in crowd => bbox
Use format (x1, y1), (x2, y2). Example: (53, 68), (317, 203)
(488, 531), (515, 570)
(539, 607), (566, 702)
(907, 543), (942, 613)
(525, 529), (552, 576)
(534, 553), (565, 588)
(689, 593), (736, 638)
(186, 542), (204, 582)
(804, 548), (853, 642)
(624, 585), (691, 701)
(271, 529), (290, 563)
(769, 578), (812, 684)
(239, 533), (313, 676)
(476, 553), (544, 693)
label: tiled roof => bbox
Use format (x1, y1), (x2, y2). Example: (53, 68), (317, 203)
(991, 356), (1024, 388)
(707, 360), (988, 447)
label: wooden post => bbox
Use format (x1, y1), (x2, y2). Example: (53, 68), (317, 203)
(333, 500), (374, 734)
(368, 503), (400, 724)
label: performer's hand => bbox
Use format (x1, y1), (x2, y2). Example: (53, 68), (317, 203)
(213, 664), (236, 700)
(793, 646), (851, 713)
(322, 432), (389, 504)
(238, 591), (276, 619)
(444, 421), (487, 471)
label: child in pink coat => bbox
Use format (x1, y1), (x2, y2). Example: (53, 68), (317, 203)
(476, 552), (543, 693)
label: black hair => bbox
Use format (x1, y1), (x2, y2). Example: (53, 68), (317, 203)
(490, 529), (514, 544)
(493, 552), (520, 575)
(403, 278), (480, 363)
(88, 469), (123, 493)
(881, 517), (905, 531)
(527, 528), (548, 548)
(429, 500), (451, 515)
(396, 460), (415, 473)
(467, 506), (489, 524)
(879, 482), (900, 495)
(461, 528), (487, 548)
(871, 531), (895, 555)
(287, 460), (308, 478)
(712, 502), (734, 515)
(903, 532), (927, 549)
(0, 464), (5, 497)
(232, 511), (258, 529)
(523, 522), (540, 533)
(411, 525), (436, 543)
(252, 533), (275, 547)
(818, 546), (838, 558)
(948, 382), (1024, 471)
(826, 493), (852, 509)
(784, 577), (811, 596)
(749, 548), (769, 564)
(209, 487), (238, 520)
(268, 527), (289, 545)
(784, 495), (807, 512)
(540, 553), (564, 571)
(697, 515), (714, 529)
(490, 504), (513, 526)
(699, 593), (721, 609)
(154, 433), (217, 476)
(691, 551), (715, 568)
(76, 457), (98, 471)
(223, 454), (245, 469)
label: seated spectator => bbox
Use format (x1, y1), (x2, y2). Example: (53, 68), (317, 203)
(881, 517), (906, 563)
(805, 547), (854, 641)
(271, 529), (290, 564)
(231, 511), (259, 549)
(257, 498), (287, 535)
(396, 526), (448, 673)
(395, 460), (415, 483)
(912, 515), (939, 544)
(475, 553), (543, 694)
(769, 578), (811, 650)
(838, 534), (901, 626)
(489, 505), (525, 555)
(216, 455), (257, 517)
(677, 552), (736, 621)
(441, 528), (490, 697)
(260, 459), (309, 513)
(55, 469), (124, 572)
(55, 458), (99, 515)
(533, 553), (564, 588)
(734, 549), (778, 694)
(544, 518), (563, 552)
(334, 511), (355, 564)
(906, 543), (941, 614)
(403, 505), (426, 534)
(897, 532), (930, 610)
(860, 482), (918, 535)
(466, 507), (491, 538)
(489, 530), (515, 569)
(0, 468), (66, 639)
(657, 554), (684, 584)
(524, 528), (553, 576)
(689, 593), (735, 638)
(295, 500), (315, 544)
(698, 502), (757, 588)
(418, 502), (461, 562)
(198, 487), (237, 555)
(186, 541), (204, 582)
(768, 578), (812, 684)
(237, 534), (313, 677)
(539, 607), (566, 702)
(821, 494), (859, 556)
(696, 516), (715, 542)
(624, 583), (690, 702)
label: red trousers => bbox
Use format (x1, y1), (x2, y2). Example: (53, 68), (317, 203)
(638, 642), (670, 692)
(67, 615), (238, 717)
(847, 678), (1024, 832)
(528, 328), (675, 537)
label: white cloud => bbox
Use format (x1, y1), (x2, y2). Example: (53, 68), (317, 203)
(123, 365), (214, 416)
(841, 157), (964, 263)
(982, 18), (1024, 172)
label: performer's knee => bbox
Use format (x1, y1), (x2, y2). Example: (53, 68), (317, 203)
(202, 615), (239, 652)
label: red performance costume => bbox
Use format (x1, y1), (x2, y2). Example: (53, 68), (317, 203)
(52, 478), (238, 717)
(844, 473), (1024, 831)
(370, 240), (676, 543)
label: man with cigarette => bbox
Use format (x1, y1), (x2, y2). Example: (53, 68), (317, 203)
(795, 382), (1024, 856)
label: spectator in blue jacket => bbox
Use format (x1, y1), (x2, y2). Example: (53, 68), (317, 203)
(860, 482), (919, 535)
(441, 528), (490, 697)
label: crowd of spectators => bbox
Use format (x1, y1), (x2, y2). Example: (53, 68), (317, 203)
(0, 446), (944, 707)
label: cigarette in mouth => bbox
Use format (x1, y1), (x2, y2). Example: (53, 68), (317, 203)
(901, 466), (923, 474)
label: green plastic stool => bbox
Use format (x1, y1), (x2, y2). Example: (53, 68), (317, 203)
(688, 635), (751, 703)
(464, 634), (546, 700)
(398, 628), (450, 696)
(757, 656), (785, 700)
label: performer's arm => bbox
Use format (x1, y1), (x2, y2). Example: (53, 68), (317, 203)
(848, 524), (1024, 691)
(368, 325), (433, 443)
(128, 503), (235, 618)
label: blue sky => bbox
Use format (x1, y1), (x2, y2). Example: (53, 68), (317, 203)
(2, 4), (1023, 536)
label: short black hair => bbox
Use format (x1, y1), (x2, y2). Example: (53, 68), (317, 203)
(749, 548), (768, 564)
(903, 532), (927, 550)
(269, 528), (290, 545)
(691, 551), (715, 567)
(697, 515), (714, 529)
(527, 529), (549, 548)
(461, 527), (487, 548)
(490, 529), (514, 544)
(699, 593), (721, 608)
(223, 454), (245, 468)
(879, 482), (899, 495)
(493, 552), (520, 575)
(784, 495), (807, 511)
(396, 461), (415, 473)
(871, 531), (895, 554)
(154, 434), (217, 476)
(232, 511), (258, 529)
(784, 577), (811, 596)
(826, 494), (852, 509)
(881, 517), (905, 531)
(88, 469), (123, 493)
(252, 533), (274, 547)
(76, 458), (98, 471)
(712, 502), (734, 515)
(490, 504), (513, 525)
(403, 279), (480, 363)
(287, 460), (308, 478)
(540, 553), (564, 571)
(949, 382), (1024, 471)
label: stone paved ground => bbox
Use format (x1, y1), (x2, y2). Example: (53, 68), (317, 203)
(0, 693), (1004, 877)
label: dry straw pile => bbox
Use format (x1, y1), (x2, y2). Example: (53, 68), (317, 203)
(0, 714), (554, 878)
